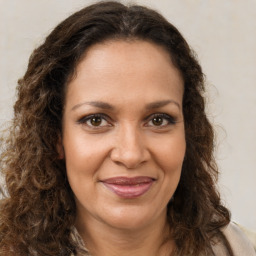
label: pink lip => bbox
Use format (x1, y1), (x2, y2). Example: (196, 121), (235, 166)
(101, 176), (155, 198)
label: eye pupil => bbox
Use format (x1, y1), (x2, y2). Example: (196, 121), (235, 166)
(152, 116), (163, 126)
(91, 116), (102, 126)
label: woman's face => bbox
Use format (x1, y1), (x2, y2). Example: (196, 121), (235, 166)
(61, 40), (186, 231)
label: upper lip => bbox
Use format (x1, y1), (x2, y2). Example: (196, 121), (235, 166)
(101, 176), (155, 185)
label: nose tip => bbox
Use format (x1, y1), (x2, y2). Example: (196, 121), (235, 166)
(110, 147), (145, 169)
(110, 129), (149, 169)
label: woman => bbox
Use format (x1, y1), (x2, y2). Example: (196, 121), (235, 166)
(0, 1), (255, 255)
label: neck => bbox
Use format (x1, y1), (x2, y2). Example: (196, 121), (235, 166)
(75, 211), (174, 256)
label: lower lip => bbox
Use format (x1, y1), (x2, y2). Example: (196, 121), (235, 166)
(102, 181), (154, 198)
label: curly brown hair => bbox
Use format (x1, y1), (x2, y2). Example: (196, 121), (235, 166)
(0, 1), (232, 255)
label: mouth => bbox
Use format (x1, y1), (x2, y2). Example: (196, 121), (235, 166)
(101, 176), (155, 199)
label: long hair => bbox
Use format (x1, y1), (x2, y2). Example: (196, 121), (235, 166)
(0, 1), (231, 255)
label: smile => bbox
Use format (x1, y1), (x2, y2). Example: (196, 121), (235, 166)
(101, 176), (155, 198)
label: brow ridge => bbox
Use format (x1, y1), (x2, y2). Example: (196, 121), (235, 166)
(71, 101), (114, 111)
(71, 99), (180, 111)
(145, 100), (180, 110)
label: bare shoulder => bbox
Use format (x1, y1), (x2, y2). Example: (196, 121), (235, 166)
(222, 222), (256, 255)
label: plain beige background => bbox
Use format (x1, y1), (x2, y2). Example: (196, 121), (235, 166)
(0, 0), (256, 231)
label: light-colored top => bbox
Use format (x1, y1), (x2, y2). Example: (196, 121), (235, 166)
(236, 223), (256, 251)
(212, 222), (256, 255)
(71, 222), (256, 256)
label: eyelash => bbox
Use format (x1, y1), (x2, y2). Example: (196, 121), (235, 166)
(77, 113), (176, 129)
(77, 113), (111, 128)
(145, 113), (176, 127)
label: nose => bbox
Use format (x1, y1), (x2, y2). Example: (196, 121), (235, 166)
(110, 124), (150, 169)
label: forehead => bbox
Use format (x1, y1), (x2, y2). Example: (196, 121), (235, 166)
(65, 39), (184, 109)
(76, 39), (180, 76)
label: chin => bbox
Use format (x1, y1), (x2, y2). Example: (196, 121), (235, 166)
(101, 205), (164, 231)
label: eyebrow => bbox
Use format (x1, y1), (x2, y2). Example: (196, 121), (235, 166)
(145, 100), (180, 110)
(71, 101), (114, 111)
(71, 99), (180, 111)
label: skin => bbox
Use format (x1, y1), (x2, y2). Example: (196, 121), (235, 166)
(61, 40), (186, 256)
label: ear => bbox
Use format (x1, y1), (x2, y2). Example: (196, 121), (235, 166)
(56, 134), (65, 159)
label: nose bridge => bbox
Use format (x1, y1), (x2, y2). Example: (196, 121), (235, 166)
(120, 123), (141, 151)
(110, 122), (148, 168)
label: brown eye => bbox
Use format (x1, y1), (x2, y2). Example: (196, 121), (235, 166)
(77, 114), (111, 129)
(152, 116), (164, 126)
(90, 116), (102, 126)
(146, 113), (176, 128)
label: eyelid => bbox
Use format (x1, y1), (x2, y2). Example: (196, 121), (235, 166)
(77, 113), (112, 126)
(144, 113), (177, 126)
(77, 112), (177, 129)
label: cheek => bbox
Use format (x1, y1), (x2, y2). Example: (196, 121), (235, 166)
(152, 132), (186, 192)
(63, 130), (111, 179)
(63, 132), (111, 205)
(153, 132), (186, 170)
